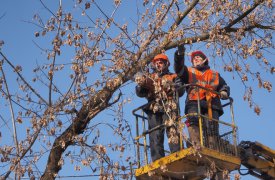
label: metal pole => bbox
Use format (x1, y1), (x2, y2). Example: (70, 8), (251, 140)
(230, 98), (238, 156)
(176, 91), (183, 149)
(196, 86), (204, 147)
(142, 111), (148, 165)
(135, 115), (141, 167)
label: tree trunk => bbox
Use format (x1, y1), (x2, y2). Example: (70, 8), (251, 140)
(41, 89), (112, 179)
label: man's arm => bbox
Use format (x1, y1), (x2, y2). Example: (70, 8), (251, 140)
(217, 75), (230, 100)
(136, 85), (150, 97)
(174, 76), (185, 97)
(135, 74), (155, 98)
(174, 45), (185, 75)
(174, 44), (189, 83)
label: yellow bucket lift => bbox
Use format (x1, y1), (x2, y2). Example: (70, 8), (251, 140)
(133, 84), (241, 179)
(133, 84), (275, 179)
(135, 147), (240, 180)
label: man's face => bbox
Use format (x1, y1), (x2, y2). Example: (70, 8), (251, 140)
(153, 59), (166, 72)
(192, 55), (204, 67)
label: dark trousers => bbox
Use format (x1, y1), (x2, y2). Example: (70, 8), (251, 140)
(146, 112), (181, 161)
(186, 105), (220, 148)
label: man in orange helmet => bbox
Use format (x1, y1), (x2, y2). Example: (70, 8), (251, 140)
(174, 45), (230, 150)
(135, 53), (184, 161)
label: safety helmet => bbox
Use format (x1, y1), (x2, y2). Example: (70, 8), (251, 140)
(152, 54), (170, 66)
(190, 50), (208, 65)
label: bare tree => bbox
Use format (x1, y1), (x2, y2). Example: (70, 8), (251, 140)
(0, 0), (274, 179)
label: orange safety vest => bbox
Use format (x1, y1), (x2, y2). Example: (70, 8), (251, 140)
(187, 67), (219, 100)
(187, 67), (219, 119)
(150, 73), (177, 84)
(150, 73), (177, 98)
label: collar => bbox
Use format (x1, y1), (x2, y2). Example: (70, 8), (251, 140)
(193, 65), (210, 72)
(155, 69), (170, 76)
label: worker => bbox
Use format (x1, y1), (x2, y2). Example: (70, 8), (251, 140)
(135, 53), (184, 161)
(174, 45), (230, 150)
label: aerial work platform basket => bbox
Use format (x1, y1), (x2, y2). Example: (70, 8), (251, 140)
(132, 84), (241, 179)
(135, 147), (240, 180)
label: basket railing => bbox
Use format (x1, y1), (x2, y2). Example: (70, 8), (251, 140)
(133, 84), (239, 168)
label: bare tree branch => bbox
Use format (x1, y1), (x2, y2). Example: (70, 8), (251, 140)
(0, 64), (20, 179)
(224, 0), (264, 30)
(0, 52), (48, 105)
(1, 0), (274, 179)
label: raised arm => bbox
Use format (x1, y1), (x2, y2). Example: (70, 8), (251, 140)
(174, 76), (185, 97)
(174, 44), (188, 83)
(174, 44), (185, 75)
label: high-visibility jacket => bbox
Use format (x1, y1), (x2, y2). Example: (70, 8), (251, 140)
(136, 71), (183, 113)
(187, 67), (220, 119)
(187, 67), (219, 100)
(150, 73), (178, 84)
(136, 72), (179, 99)
(149, 73), (178, 98)
(174, 52), (229, 116)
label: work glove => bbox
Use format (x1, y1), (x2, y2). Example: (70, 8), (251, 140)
(135, 73), (155, 90)
(177, 44), (185, 56)
(220, 91), (229, 100)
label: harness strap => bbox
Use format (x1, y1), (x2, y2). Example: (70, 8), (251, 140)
(206, 91), (213, 120)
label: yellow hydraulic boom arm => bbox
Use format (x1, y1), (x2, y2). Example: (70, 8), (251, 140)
(238, 141), (275, 179)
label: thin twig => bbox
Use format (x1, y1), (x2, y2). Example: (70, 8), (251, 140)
(0, 51), (48, 105)
(0, 64), (20, 179)
(49, 3), (63, 107)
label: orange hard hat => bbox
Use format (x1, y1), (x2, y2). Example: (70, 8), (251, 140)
(190, 50), (208, 64)
(152, 54), (170, 66)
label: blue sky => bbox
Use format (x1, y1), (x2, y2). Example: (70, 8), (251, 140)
(0, 1), (274, 179)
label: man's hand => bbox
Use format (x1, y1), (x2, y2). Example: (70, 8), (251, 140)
(143, 77), (154, 90)
(177, 44), (185, 56)
(135, 74), (155, 90)
(220, 91), (229, 100)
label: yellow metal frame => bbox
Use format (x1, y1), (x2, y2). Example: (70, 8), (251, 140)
(135, 147), (241, 179)
(244, 155), (275, 178)
(254, 141), (275, 159)
(133, 84), (240, 179)
(135, 147), (196, 177)
(133, 84), (275, 179)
